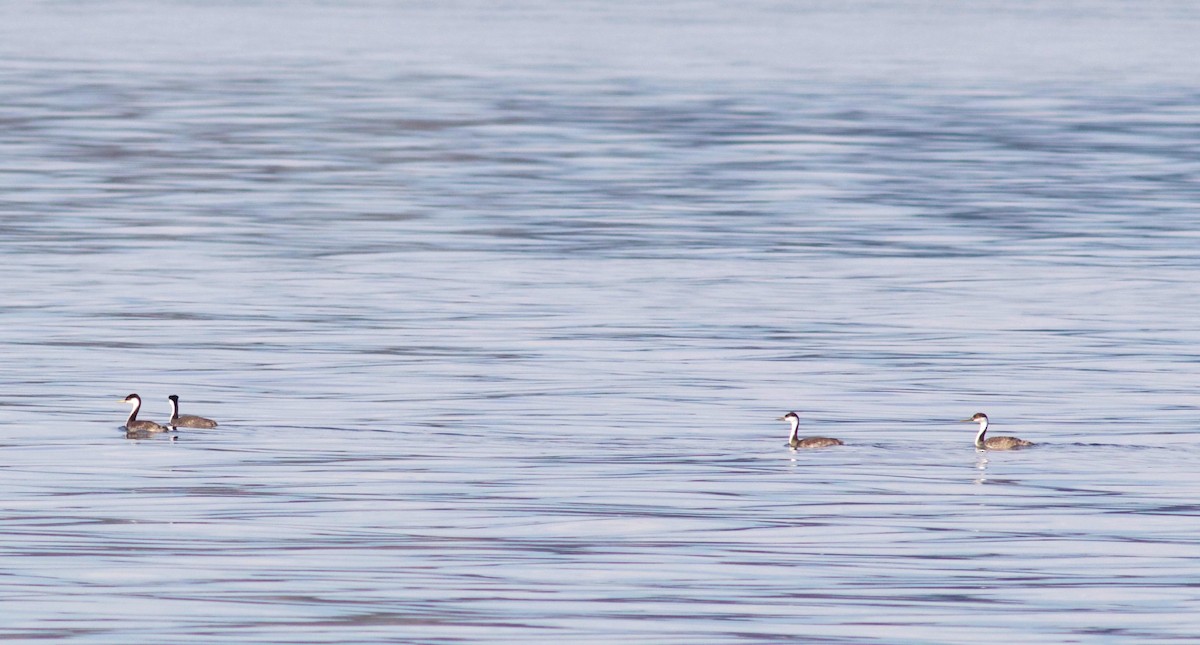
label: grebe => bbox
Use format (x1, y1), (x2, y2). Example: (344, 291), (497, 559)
(168, 395), (218, 429)
(119, 394), (170, 434)
(778, 411), (843, 449)
(961, 412), (1033, 450)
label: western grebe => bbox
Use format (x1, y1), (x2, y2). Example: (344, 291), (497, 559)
(961, 412), (1033, 450)
(778, 411), (843, 449)
(119, 393), (170, 434)
(168, 395), (218, 429)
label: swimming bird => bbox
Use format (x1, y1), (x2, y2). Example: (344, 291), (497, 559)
(119, 393), (170, 434)
(961, 412), (1033, 450)
(779, 411), (843, 449)
(168, 395), (218, 429)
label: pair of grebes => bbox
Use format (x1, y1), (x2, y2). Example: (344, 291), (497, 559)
(780, 411), (1033, 450)
(119, 393), (217, 436)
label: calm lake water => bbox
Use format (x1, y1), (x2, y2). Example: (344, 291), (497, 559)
(2, 1), (1200, 642)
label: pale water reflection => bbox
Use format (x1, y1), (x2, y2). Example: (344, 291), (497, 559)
(2, 0), (1200, 643)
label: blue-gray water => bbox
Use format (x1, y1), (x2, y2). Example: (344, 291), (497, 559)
(2, 1), (1200, 642)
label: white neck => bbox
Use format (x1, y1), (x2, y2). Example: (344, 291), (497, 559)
(787, 416), (800, 442)
(126, 400), (140, 426)
(974, 418), (988, 447)
(169, 398), (180, 419)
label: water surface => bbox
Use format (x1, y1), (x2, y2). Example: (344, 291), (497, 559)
(2, 1), (1200, 642)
